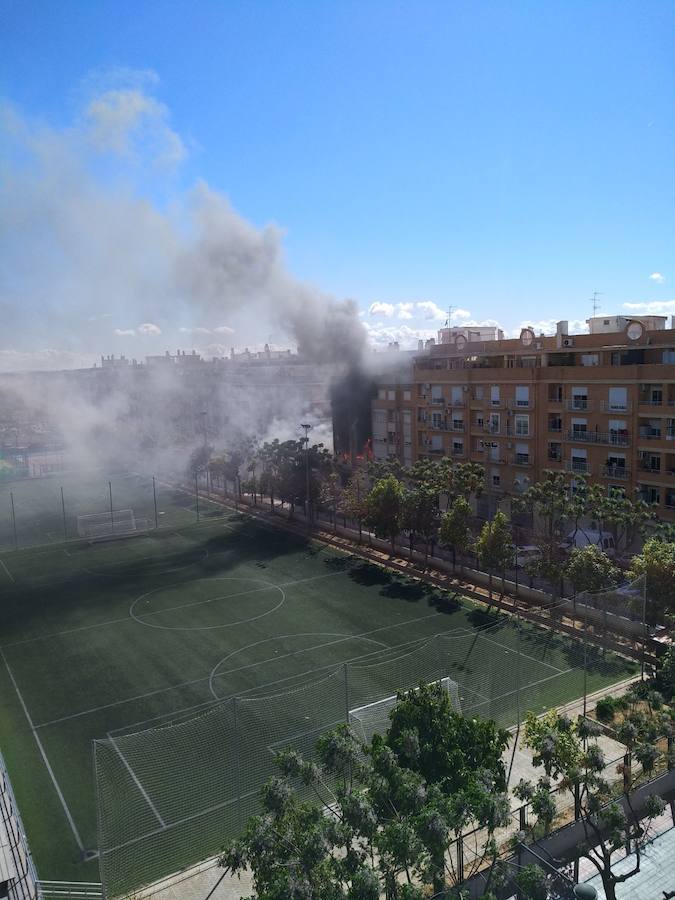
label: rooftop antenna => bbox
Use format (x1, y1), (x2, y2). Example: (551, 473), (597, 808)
(590, 291), (603, 317)
(445, 305), (455, 328)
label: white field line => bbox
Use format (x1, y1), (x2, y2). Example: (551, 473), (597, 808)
(0, 558), (14, 583)
(35, 611), (443, 730)
(107, 734), (166, 827)
(0, 647), (84, 852)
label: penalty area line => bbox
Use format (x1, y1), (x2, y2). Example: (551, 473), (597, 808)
(0, 647), (84, 852)
(107, 733), (166, 827)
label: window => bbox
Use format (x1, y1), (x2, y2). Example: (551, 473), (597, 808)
(548, 442), (562, 461)
(608, 387), (628, 411)
(571, 387), (588, 410)
(514, 414), (529, 436)
(488, 413), (500, 434)
(377, 388), (386, 400)
(452, 413), (464, 431)
(475, 414), (484, 429)
(430, 435), (442, 451)
(431, 412), (443, 429)
(515, 385), (529, 407)
(571, 418), (587, 436)
(431, 385), (443, 403)
(515, 442), (529, 465)
(492, 473), (501, 487)
(548, 414), (562, 431)
(640, 485), (661, 505)
(474, 385), (484, 400)
(663, 350), (675, 364)
(571, 448), (588, 473)
(387, 390), (396, 401)
(452, 439), (464, 455)
(451, 386), (463, 404)
(581, 354), (599, 366)
(403, 390), (411, 401)
(490, 385), (500, 405)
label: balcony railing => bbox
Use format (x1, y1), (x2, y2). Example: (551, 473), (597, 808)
(548, 423), (563, 432)
(508, 399), (534, 410)
(512, 456), (532, 467)
(565, 460), (590, 475)
(507, 426), (532, 438)
(638, 397), (663, 407)
(566, 398), (590, 411)
(547, 395), (563, 404)
(602, 465), (630, 480)
(639, 427), (675, 440)
(565, 430), (630, 447)
(600, 400), (631, 413)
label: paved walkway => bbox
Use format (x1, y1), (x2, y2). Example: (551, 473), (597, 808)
(584, 820), (675, 899)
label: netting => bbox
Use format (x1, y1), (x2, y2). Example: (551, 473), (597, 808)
(349, 675), (461, 744)
(94, 625), (620, 899)
(576, 573), (648, 626)
(77, 509), (137, 539)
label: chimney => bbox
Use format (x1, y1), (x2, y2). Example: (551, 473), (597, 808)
(556, 321), (569, 336)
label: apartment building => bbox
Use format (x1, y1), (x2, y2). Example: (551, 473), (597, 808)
(372, 316), (675, 519)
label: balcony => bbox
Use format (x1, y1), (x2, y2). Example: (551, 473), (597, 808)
(512, 455), (532, 467)
(484, 424), (502, 436)
(565, 430), (630, 447)
(566, 398), (590, 411)
(565, 460), (591, 475)
(547, 451), (563, 462)
(548, 422), (563, 432)
(451, 447), (465, 457)
(601, 465), (630, 480)
(508, 399), (534, 410)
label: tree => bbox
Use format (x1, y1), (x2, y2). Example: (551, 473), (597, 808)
(439, 497), (473, 572)
(628, 538), (675, 624)
(365, 475), (405, 555)
(437, 459), (485, 509)
(221, 683), (510, 899)
(402, 486), (440, 565)
(474, 510), (514, 601)
(320, 470), (343, 532)
(341, 469), (370, 544)
(517, 711), (666, 900)
(565, 545), (620, 598)
(586, 483), (655, 551)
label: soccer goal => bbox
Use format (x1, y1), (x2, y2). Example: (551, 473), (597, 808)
(349, 676), (462, 745)
(76, 509), (145, 540)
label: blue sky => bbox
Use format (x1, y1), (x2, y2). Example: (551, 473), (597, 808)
(2, 0), (674, 364)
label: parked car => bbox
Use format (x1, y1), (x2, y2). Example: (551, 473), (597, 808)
(513, 545), (542, 568)
(563, 529), (616, 557)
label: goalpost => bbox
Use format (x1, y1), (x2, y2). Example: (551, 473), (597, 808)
(76, 509), (147, 540)
(348, 676), (462, 745)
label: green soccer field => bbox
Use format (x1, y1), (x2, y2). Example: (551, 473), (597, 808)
(0, 484), (639, 895)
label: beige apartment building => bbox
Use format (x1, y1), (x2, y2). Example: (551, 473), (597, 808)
(372, 316), (675, 520)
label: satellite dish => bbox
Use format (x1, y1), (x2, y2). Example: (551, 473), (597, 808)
(520, 328), (535, 347)
(626, 320), (644, 342)
(455, 334), (467, 351)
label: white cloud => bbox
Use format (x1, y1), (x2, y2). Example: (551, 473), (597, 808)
(416, 300), (447, 321)
(113, 328), (136, 337)
(137, 322), (162, 335)
(213, 324), (235, 335)
(0, 348), (97, 372)
(452, 308), (472, 320)
(623, 300), (675, 313)
(368, 301), (396, 317)
(363, 321), (436, 349)
(649, 272), (665, 284)
(397, 302), (414, 320)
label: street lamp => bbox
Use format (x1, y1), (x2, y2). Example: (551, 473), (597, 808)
(300, 423), (312, 528)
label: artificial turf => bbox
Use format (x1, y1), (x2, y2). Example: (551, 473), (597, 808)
(0, 481), (639, 894)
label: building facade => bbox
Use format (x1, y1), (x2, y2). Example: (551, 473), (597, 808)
(372, 317), (675, 520)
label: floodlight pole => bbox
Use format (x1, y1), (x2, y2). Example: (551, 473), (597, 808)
(195, 473), (200, 523)
(641, 584), (647, 681)
(152, 476), (158, 529)
(61, 486), (67, 540)
(300, 423), (312, 530)
(10, 491), (17, 550)
(108, 481), (114, 534)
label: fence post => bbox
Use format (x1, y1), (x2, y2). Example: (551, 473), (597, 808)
(233, 697), (243, 830)
(456, 832), (464, 884)
(10, 492), (17, 550)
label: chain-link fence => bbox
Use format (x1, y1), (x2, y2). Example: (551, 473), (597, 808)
(93, 622), (636, 899)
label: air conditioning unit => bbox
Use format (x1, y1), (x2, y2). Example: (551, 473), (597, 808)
(562, 337), (574, 348)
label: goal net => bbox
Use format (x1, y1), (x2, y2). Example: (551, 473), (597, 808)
(348, 676), (462, 745)
(77, 508), (141, 539)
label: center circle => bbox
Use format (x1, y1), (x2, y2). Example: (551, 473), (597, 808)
(129, 577), (285, 631)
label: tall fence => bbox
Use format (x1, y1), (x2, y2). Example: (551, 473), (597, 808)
(93, 623), (629, 899)
(0, 750), (40, 900)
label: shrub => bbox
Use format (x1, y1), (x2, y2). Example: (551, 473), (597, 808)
(595, 696), (616, 723)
